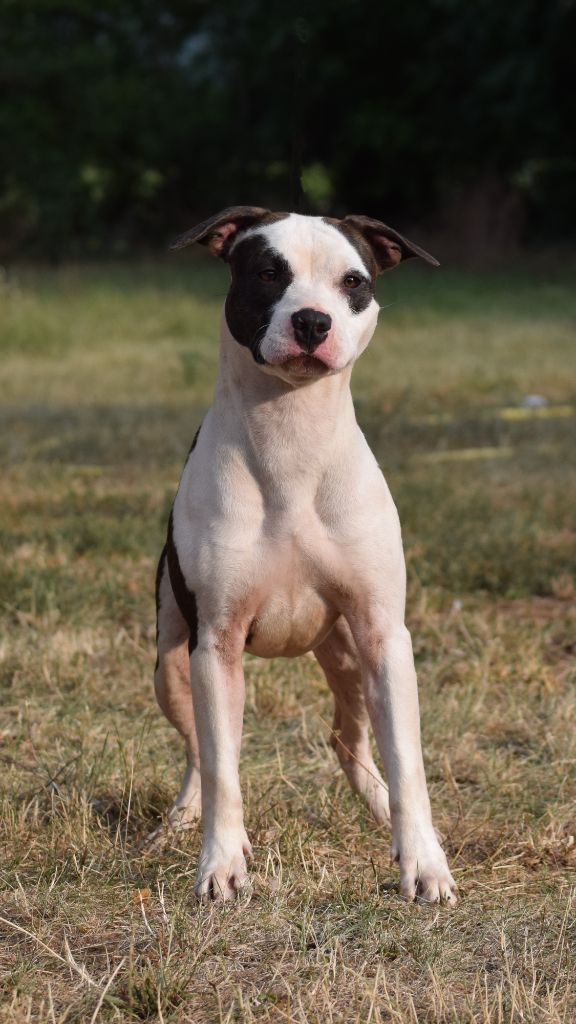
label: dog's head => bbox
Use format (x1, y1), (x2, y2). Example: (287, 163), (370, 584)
(172, 207), (438, 384)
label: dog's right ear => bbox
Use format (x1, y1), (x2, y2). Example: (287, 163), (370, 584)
(170, 206), (272, 257)
(342, 215), (440, 271)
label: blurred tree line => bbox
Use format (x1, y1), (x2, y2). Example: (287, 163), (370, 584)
(1, 0), (574, 259)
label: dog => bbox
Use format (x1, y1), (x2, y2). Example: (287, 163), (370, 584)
(154, 206), (457, 904)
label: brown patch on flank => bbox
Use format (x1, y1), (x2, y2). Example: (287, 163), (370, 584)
(154, 543), (167, 671)
(166, 510), (198, 654)
(183, 422), (201, 466)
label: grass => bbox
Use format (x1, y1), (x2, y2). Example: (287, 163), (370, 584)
(0, 255), (575, 1022)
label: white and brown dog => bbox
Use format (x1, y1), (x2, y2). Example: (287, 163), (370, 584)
(154, 207), (457, 904)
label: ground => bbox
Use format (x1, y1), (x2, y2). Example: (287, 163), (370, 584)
(0, 256), (575, 1023)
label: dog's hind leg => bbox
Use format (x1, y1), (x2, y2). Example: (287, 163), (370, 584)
(153, 546), (202, 830)
(314, 617), (391, 826)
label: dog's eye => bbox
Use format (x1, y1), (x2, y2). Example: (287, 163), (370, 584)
(343, 273), (363, 290)
(258, 269), (277, 282)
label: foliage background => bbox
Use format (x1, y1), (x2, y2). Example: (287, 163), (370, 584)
(1, 0), (575, 259)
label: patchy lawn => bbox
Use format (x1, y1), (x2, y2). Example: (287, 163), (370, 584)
(1, 259), (575, 1022)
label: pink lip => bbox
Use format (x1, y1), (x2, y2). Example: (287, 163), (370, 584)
(269, 338), (335, 370)
(280, 354), (332, 375)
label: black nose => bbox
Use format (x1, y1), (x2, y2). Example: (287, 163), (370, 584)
(291, 308), (332, 352)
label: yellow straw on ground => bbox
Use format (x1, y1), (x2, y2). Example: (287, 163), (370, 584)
(414, 446), (514, 464)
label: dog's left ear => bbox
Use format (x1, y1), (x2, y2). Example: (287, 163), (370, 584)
(342, 215), (440, 271)
(170, 206), (272, 257)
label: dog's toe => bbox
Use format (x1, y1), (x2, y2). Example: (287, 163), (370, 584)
(195, 864), (250, 902)
(194, 835), (251, 902)
(393, 831), (457, 906)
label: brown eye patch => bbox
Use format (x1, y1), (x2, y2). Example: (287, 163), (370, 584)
(340, 269), (373, 314)
(225, 234), (294, 363)
(322, 218), (377, 314)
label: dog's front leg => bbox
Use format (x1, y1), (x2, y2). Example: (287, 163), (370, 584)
(352, 619), (457, 904)
(190, 631), (251, 901)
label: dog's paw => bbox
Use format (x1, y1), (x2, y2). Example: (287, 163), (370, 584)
(391, 828), (457, 905)
(194, 833), (252, 902)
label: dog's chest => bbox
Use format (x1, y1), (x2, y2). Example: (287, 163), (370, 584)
(245, 583), (338, 657)
(176, 411), (381, 659)
(243, 516), (341, 657)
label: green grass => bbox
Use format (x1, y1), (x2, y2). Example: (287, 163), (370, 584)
(0, 258), (575, 1022)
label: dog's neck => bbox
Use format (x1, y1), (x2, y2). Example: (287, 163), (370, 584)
(211, 319), (357, 489)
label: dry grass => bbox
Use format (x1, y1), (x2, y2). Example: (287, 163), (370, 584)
(0, 259), (575, 1022)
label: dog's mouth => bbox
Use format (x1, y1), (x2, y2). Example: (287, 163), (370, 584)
(280, 354), (331, 376)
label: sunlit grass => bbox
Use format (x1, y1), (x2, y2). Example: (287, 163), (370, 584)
(0, 259), (575, 1021)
